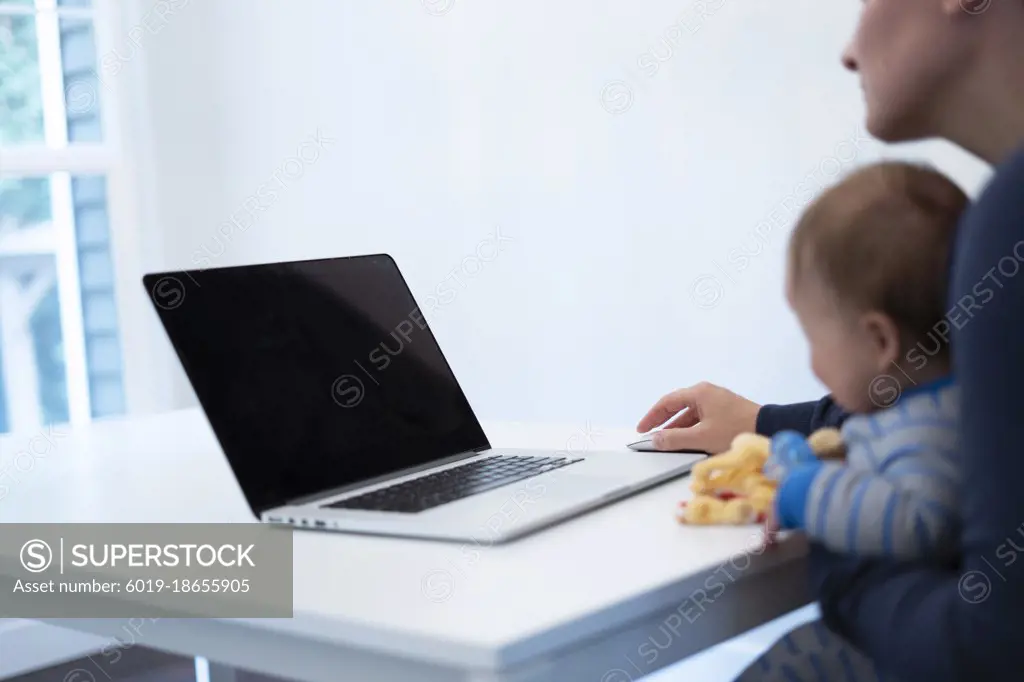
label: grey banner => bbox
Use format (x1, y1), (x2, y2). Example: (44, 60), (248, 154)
(0, 524), (292, 617)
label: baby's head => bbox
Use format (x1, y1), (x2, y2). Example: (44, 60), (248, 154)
(787, 161), (967, 414)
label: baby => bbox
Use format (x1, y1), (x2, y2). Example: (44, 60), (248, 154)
(737, 160), (967, 682)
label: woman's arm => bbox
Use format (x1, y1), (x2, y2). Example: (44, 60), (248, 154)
(636, 384), (847, 453)
(811, 148), (1024, 680)
(756, 396), (847, 436)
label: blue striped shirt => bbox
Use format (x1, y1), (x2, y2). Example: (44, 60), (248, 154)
(775, 379), (960, 559)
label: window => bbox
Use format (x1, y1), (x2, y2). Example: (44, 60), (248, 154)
(0, 0), (127, 435)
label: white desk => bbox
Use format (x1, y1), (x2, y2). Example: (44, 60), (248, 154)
(0, 410), (808, 682)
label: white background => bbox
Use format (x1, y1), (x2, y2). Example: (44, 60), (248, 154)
(121, 0), (991, 428)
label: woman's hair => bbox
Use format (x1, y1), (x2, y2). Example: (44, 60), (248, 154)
(788, 161), (969, 345)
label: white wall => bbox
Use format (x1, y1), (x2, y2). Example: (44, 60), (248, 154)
(124, 0), (991, 429)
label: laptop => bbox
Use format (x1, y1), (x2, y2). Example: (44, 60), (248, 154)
(142, 254), (702, 543)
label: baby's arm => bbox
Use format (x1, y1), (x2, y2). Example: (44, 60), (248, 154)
(775, 438), (959, 559)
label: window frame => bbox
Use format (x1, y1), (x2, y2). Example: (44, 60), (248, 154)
(0, 0), (178, 430)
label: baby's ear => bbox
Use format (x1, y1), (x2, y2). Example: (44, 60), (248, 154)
(808, 428), (847, 460)
(860, 311), (903, 372)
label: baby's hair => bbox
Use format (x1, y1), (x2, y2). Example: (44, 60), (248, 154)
(788, 161), (968, 350)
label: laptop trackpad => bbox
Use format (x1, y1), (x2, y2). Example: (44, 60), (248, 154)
(526, 473), (627, 504)
(452, 475), (627, 539)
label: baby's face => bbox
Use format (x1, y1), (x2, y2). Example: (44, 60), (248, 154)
(786, 272), (899, 414)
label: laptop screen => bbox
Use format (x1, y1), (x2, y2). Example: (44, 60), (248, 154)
(144, 255), (490, 514)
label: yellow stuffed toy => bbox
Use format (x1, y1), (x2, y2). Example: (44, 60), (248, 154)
(676, 428), (845, 526)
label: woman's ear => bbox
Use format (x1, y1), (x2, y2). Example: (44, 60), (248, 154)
(860, 310), (902, 372)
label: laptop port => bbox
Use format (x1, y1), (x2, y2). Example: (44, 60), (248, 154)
(315, 520), (326, 528)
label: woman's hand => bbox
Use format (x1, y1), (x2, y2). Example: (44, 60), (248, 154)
(636, 382), (762, 454)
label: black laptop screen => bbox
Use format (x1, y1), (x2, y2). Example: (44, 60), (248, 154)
(144, 255), (490, 514)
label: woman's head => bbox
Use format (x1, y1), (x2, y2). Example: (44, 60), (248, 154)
(842, 0), (1024, 160)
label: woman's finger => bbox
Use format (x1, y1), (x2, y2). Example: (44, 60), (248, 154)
(653, 423), (711, 452)
(662, 407), (700, 430)
(636, 387), (699, 433)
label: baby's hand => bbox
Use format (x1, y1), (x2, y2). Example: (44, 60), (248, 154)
(764, 431), (818, 481)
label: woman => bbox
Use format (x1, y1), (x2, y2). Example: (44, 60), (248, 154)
(637, 1), (1024, 679)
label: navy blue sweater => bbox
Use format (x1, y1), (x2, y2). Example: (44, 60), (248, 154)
(756, 146), (1024, 682)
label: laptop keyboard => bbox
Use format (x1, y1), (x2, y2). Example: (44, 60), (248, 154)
(323, 455), (583, 514)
